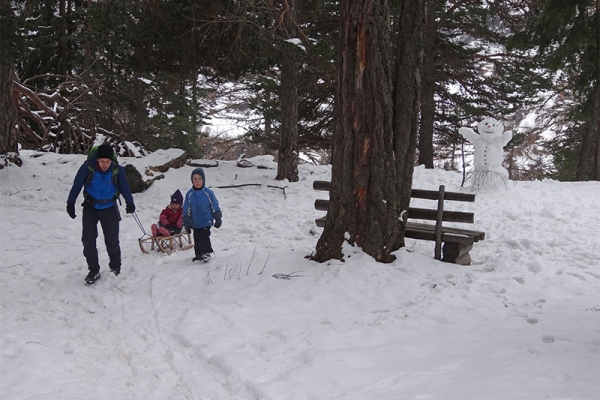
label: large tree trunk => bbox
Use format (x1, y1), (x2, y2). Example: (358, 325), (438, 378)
(0, 59), (21, 166)
(594, 122), (599, 181)
(58, 0), (68, 76)
(417, 1), (435, 169)
(576, 120), (595, 181)
(393, 0), (426, 238)
(314, 0), (399, 263)
(276, 0), (300, 182)
(575, 87), (599, 180)
(592, 87), (600, 181)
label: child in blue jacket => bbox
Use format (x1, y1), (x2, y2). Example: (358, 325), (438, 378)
(183, 168), (222, 262)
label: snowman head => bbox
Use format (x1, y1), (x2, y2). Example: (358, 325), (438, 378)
(477, 118), (504, 138)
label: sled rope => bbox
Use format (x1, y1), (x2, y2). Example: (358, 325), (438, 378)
(132, 212), (151, 238)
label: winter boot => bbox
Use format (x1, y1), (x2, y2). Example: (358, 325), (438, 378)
(158, 227), (171, 237)
(151, 224), (158, 237)
(85, 271), (101, 284)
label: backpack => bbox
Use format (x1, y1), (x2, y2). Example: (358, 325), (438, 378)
(84, 146), (121, 203)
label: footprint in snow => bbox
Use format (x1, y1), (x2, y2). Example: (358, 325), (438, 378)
(526, 260), (542, 273)
(542, 335), (555, 344)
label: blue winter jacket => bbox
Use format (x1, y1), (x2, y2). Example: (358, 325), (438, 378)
(67, 156), (134, 210)
(183, 186), (221, 229)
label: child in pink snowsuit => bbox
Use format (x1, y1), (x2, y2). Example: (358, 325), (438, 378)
(152, 190), (184, 237)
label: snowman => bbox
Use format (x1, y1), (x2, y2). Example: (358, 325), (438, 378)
(459, 117), (512, 191)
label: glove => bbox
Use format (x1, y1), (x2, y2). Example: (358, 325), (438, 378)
(126, 203), (135, 214)
(213, 210), (222, 228)
(66, 203), (76, 219)
(184, 223), (191, 233)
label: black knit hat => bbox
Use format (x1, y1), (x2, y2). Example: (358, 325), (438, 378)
(96, 144), (114, 160)
(170, 189), (183, 205)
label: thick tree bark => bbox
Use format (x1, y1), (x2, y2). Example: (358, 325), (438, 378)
(578, 87), (599, 181)
(594, 122), (599, 181)
(0, 59), (20, 161)
(276, 0), (300, 183)
(417, 2), (435, 169)
(393, 0), (426, 243)
(314, 0), (400, 263)
(58, 0), (68, 76)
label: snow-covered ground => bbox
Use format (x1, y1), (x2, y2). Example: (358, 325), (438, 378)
(1, 151), (599, 400)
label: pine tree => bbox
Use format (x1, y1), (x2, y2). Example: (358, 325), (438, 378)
(508, 0), (599, 181)
(314, 0), (425, 263)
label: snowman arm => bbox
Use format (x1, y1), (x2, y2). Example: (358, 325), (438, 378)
(459, 127), (478, 143)
(501, 130), (513, 146)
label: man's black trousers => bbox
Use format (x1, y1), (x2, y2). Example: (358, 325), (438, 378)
(82, 204), (121, 273)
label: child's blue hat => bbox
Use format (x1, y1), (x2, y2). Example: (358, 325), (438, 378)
(191, 168), (206, 188)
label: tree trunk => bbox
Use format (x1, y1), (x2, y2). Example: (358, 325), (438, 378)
(418, 2), (435, 169)
(392, 0), (426, 242)
(575, 86), (598, 180)
(59, 0), (67, 76)
(576, 120), (595, 181)
(591, 87), (599, 181)
(0, 59), (20, 163)
(275, 0), (300, 182)
(314, 0), (399, 263)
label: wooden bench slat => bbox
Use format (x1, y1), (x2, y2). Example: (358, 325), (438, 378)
(410, 188), (475, 202)
(313, 180), (332, 191)
(404, 229), (475, 245)
(315, 200), (474, 224)
(408, 207), (474, 223)
(407, 222), (485, 242)
(316, 219), (484, 243)
(313, 181), (475, 202)
(314, 199), (329, 211)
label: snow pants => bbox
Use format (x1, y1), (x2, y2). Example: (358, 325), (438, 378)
(193, 227), (213, 256)
(157, 221), (181, 235)
(82, 204), (121, 274)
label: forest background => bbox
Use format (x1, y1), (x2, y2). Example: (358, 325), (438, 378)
(0, 0), (598, 182)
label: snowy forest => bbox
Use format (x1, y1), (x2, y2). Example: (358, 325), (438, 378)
(1, 0), (598, 183)
(1, 3), (599, 398)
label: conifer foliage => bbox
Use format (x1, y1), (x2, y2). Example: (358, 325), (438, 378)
(508, 0), (599, 181)
(1, 0), (597, 182)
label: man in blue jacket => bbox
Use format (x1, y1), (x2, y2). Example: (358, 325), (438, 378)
(66, 144), (135, 284)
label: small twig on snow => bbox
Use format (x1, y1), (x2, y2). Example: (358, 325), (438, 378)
(26, 342), (47, 347)
(10, 186), (42, 196)
(0, 263), (22, 269)
(272, 271), (303, 280)
(259, 251), (271, 275)
(267, 185), (287, 199)
(206, 266), (213, 285)
(213, 183), (262, 189)
(224, 258), (230, 281)
(247, 246), (257, 275)
(212, 183), (288, 199)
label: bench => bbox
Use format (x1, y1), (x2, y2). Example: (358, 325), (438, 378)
(313, 181), (485, 265)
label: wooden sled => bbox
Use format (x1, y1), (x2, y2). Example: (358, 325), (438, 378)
(138, 232), (194, 255)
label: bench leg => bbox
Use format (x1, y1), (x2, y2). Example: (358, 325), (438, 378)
(454, 252), (471, 265)
(442, 243), (473, 265)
